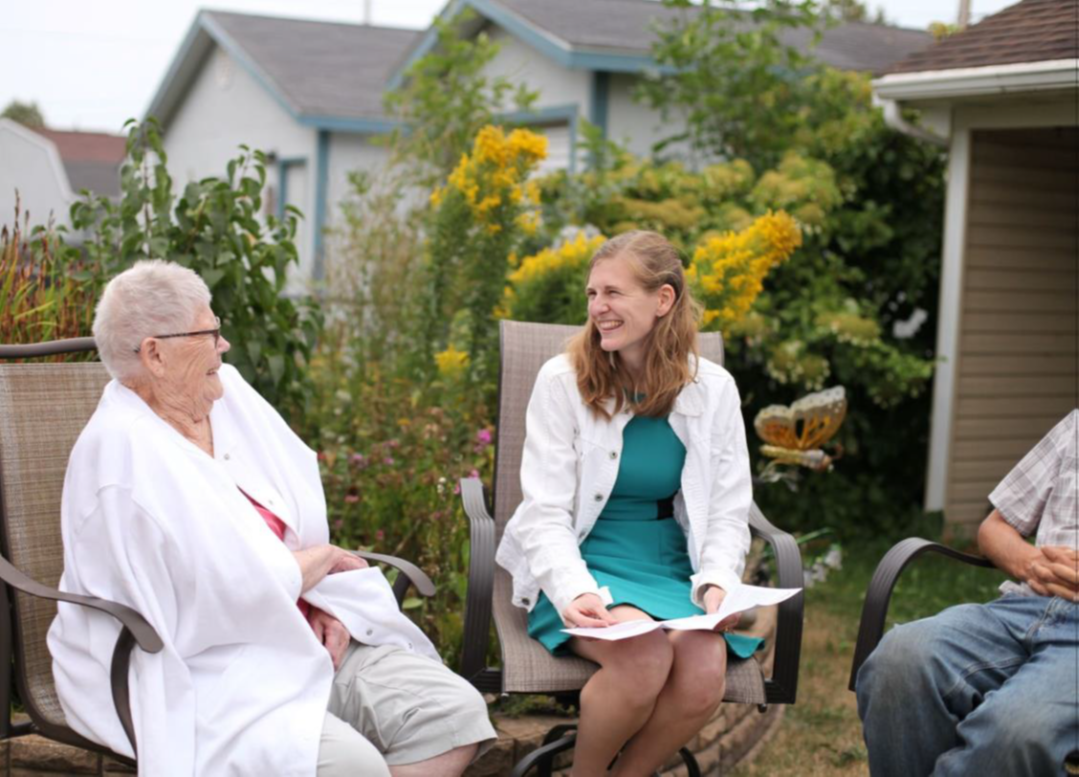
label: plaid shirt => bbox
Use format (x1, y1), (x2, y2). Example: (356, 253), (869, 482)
(989, 409), (1078, 596)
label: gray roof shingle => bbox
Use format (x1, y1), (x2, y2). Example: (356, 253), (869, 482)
(205, 11), (420, 121)
(887, 0), (1078, 73)
(492, 0), (933, 74)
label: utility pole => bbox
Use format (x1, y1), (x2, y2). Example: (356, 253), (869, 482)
(957, 0), (971, 28)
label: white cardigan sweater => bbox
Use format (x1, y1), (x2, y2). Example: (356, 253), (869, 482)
(495, 354), (753, 619)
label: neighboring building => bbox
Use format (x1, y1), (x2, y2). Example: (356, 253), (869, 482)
(392, 0), (933, 168)
(0, 120), (125, 234)
(149, 3), (931, 285)
(145, 11), (419, 288)
(872, 0), (1078, 537)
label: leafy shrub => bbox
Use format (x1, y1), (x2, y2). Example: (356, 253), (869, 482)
(70, 119), (322, 420)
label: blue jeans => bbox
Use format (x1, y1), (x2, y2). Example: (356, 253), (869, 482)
(856, 594), (1079, 777)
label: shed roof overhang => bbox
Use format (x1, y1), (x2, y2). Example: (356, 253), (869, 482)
(872, 58), (1079, 104)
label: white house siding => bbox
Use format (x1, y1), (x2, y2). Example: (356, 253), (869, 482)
(325, 133), (392, 233)
(482, 25), (589, 173)
(605, 73), (686, 161)
(160, 45), (317, 278)
(944, 127), (1078, 535)
(484, 26), (591, 114)
(0, 120), (73, 232)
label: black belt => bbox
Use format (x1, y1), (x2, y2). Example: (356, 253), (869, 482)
(657, 495), (675, 519)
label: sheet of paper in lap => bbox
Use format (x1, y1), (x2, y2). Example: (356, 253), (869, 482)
(561, 583), (801, 641)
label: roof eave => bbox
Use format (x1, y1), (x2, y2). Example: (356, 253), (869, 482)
(872, 58), (1079, 102)
(387, 0), (657, 90)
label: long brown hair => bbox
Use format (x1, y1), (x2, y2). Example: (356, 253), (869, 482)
(567, 231), (702, 419)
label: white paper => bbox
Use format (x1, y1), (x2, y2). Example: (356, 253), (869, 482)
(561, 583), (801, 641)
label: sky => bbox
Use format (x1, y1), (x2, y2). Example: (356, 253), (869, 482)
(2, 0), (1019, 133)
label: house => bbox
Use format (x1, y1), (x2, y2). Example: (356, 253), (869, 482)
(145, 11), (420, 287)
(148, 3), (930, 284)
(872, 0), (1078, 538)
(392, 0), (932, 164)
(0, 120), (125, 234)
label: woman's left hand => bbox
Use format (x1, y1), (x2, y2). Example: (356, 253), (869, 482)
(703, 586), (740, 633)
(328, 549), (369, 574)
(308, 608), (351, 670)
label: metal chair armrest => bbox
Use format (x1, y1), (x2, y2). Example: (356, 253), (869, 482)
(847, 537), (994, 692)
(352, 551), (436, 605)
(458, 478), (497, 689)
(0, 554), (161, 759)
(748, 503), (804, 705)
(0, 338), (97, 359)
(0, 554), (161, 652)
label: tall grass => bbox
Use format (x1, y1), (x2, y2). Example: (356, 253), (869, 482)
(0, 200), (98, 356)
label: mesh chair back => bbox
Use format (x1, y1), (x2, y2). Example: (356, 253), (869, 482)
(491, 321), (757, 696)
(0, 362), (110, 731)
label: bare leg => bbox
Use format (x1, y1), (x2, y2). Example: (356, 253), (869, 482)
(389, 743), (479, 777)
(568, 606), (674, 777)
(611, 630), (727, 777)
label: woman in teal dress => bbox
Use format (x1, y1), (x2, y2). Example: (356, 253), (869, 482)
(496, 231), (760, 777)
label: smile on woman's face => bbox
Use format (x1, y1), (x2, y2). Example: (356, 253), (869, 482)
(586, 256), (673, 374)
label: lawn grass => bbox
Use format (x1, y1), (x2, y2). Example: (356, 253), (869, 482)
(730, 537), (1006, 777)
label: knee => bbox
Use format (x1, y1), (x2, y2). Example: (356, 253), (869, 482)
(606, 635), (674, 701)
(670, 639), (726, 717)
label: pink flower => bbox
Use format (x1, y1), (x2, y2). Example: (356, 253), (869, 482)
(469, 469), (480, 479)
(332, 519), (344, 531)
(350, 453), (366, 467)
(383, 456), (395, 466)
(375, 529), (385, 542)
(344, 494), (359, 504)
(476, 428), (492, 446)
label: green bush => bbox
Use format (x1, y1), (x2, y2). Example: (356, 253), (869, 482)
(71, 119), (322, 420)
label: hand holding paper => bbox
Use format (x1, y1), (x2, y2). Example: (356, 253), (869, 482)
(561, 583), (801, 641)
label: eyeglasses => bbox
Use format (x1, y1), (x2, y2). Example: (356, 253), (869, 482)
(133, 316), (222, 354)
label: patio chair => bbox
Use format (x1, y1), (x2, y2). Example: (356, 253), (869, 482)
(459, 320), (805, 777)
(847, 538), (994, 693)
(0, 337), (435, 766)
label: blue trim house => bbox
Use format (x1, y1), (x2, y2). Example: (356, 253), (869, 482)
(147, 2), (931, 284)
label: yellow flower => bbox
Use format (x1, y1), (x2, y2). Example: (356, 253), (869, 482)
(689, 211), (802, 331)
(435, 345), (470, 378)
(429, 187), (444, 208)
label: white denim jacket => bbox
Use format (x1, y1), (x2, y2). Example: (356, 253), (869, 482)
(495, 354), (753, 619)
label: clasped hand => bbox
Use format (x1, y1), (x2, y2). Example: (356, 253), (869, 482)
(1025, 546), (1079, 601)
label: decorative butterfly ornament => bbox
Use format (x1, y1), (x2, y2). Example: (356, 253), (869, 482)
(753, 386), (846, 473)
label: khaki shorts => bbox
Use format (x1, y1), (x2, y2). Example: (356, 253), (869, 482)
(322, 641), (496, 768)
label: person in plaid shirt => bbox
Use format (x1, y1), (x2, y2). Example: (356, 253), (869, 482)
(856, 410), (1078, 777)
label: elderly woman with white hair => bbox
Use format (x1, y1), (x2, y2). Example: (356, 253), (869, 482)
(47, 260), (495, 777)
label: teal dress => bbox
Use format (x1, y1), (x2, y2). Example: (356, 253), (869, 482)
(527, 414), (762, 659)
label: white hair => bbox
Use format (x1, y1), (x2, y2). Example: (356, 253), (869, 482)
(93, 260), (212, 381)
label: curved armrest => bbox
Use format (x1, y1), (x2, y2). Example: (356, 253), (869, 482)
(847, 538), (994, 692)
(0, 554), (161, 652)
(458, 478), (496, 687)
(0, 337), (97, 360)
(352, 551), (436, 604)
(748, 502), (803, 705)
(0, 553), (161, 759)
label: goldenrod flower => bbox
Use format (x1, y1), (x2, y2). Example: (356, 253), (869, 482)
(435, 345), (470, 378)
(690, 211), (802, 331)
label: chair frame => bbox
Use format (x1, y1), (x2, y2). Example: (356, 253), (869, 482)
(847, 537), (994, 692)
(0, 338), (435, 766)
(457, 322), (805, 775)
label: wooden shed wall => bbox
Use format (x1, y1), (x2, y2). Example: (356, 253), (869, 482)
(945, 127), (1078, 534)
